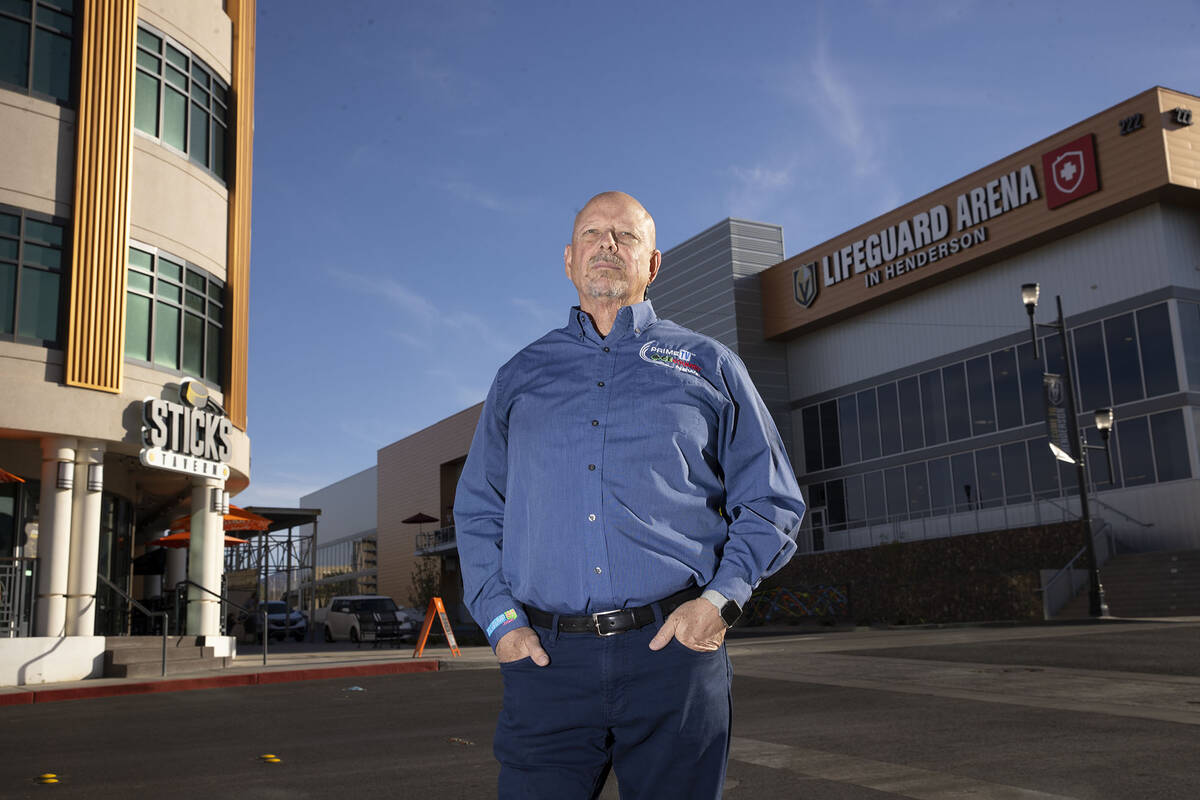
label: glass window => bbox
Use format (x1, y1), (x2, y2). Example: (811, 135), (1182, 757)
(1042, 333), (1066, 382)
(808, 482), (826, 510)
(1017, 341), (1044, 425)
(125, 291), (150, 360)
(830, 393), (859, 462)
(1103, 313), (1143, 405)
(966, 356), (996, 435)
(991, 347), (1022, 430)
(134, 23), (230, 182)
(801, 405), (821, 473)
(125, 245), (224, 385)
(974, 447), (1003, 508)
(863, 471), (885, 522)
(1072, 322), (1110, 413)
(1180, 302), (1200, 391)
(951, 452), (976, 511)
(825, 479), (845, 532)
(884, 466), (907, 518)
(1082, 426), (1119, 490)
(0, 0), (73, 103)
(0, 205), (65, 344)
(943, 362), (971, 440)
(906, 462), (930, 513)
(1001, 441), (1031, 503)
(1150, 410), (1191, 482)
(927, 457), (953, 513)
(1116, 416), (1154, 487)
(1028, 436), (1060, 499)
(919, 369), (946, 446)
(844, 474), (865, 527)
(898, 376), (924, 451)
(819, 400), (840, 469)
(1137, 304), (1178, 397)
(877, 382), (902, 456)
(838, 395), (859, 465)
(857, 388), (880, 461)
(0, 262), (14, 333)
(17, 266), (58, 340)
(32, 25), (70, 99)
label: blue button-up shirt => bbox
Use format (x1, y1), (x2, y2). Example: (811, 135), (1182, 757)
(455, 301), (805, 647)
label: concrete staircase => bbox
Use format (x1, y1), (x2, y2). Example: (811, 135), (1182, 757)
(1056, 549), (1200, 619)
(103, 636), (232, 679)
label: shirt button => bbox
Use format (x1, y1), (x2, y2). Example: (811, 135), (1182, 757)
(588, 513), (596, 522)
(603, 347), (610, 353)
(588, 464), (595, 471)
(597, 381), (605, 387)
(594, 567), (602, 574)
(591, 420), (599, 426)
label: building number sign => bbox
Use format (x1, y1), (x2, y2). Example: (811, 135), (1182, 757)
(1118, 113), (1143, 135)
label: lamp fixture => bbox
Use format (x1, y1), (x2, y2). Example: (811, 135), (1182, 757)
(87, 463), (104, 492)
(56, 461), (73, 490)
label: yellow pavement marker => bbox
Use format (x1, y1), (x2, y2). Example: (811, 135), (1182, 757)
(36, 773), (59, 784)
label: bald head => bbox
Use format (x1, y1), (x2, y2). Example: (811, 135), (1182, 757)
(564, 191), (662, 316)
(572, 191), (656, 250)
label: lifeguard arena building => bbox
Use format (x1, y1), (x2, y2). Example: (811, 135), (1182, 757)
(0, 0), (256, 684)
(306, 87), (1200, 627)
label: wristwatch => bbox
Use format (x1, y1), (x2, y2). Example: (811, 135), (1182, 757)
(717, 598), (742, 628)
(702, 589), (742, 628)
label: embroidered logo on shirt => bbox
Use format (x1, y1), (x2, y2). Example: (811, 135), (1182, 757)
(639, 340), (702, 377)
(486, 608), (518, 636)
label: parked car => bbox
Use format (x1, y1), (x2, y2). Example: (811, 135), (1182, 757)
(232, 600), (307, 643)
(323, 595), (419, 644)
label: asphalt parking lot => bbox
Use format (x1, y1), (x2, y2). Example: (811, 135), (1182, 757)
(3, 619), (1198, 799)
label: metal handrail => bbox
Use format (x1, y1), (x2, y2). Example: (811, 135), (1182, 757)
(1038, 520), (1115, 619)
(96, 573), (168, 677)
(177, 579), (267, 666)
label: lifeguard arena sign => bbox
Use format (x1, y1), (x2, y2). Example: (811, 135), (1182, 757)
(139, 380), (233, 480)
(762, 86), (1200, 339)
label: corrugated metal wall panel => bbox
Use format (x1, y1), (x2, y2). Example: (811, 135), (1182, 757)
(64, 0), (137, 392)
(225, 0), (255, 431)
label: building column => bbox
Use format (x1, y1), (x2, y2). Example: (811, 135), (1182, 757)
(35, 437), (77, 637)
(66, 440), (105, 636)
(165, 546), (186, 595)
(186, 477), (225, 636)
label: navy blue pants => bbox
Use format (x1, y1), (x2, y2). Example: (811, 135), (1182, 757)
(494, 611), (732, 800)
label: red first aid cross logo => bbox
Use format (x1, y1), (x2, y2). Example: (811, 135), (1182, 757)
(1042, 134), (1100, 209)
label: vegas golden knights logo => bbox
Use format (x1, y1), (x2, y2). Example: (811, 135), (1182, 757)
(793, 262), (818, 308)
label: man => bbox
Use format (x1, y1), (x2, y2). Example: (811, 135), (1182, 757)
(455, 191), (805, 799)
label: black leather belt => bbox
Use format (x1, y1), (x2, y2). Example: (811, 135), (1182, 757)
(523, 586), (702, 636)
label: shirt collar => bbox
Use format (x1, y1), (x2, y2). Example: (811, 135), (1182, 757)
(569, 300), (659, 344)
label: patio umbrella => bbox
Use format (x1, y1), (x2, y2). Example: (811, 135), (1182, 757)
(168, 505), (272, 533)
(0, 467), (25, 483)
(402, 512), (438, 525)
(147, 531), (251, 549)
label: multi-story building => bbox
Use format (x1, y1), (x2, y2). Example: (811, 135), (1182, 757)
(305, 86), (1200, 634)
(0, 0), (257, 684)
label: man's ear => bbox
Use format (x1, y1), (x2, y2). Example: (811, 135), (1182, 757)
(647, 249), (662, 285)
(564, 244), (573, 279)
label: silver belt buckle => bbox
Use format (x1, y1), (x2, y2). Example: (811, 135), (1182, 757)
(592, 610), (621, 636)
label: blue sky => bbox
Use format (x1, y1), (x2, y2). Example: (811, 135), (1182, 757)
(238, 0), (1200, 507)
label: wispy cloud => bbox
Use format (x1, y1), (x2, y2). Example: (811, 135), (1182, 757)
(440, 178), (531, 214)
(725, 160), (799, 219)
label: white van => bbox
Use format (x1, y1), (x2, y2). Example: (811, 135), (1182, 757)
(322, 595), (421, 644)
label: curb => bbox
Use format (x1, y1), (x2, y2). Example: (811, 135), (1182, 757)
(0, 659), (440, 706)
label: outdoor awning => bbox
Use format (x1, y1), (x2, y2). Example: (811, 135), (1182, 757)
(147, 531), (251, 549)
(0, 467), (25, 483)
(168, 505), (272, 533)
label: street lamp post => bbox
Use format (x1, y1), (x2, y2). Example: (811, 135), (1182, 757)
(1021, 284), (1109, 617)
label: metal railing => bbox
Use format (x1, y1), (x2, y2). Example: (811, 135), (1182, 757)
(176, 579), (266, 666)
(97, 573), (168, 677)
(1039, 521), (1116, 620)
(415, 525), (456, 555)
(0, 557), (37, 638)
(800, 496), (1087, 553)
